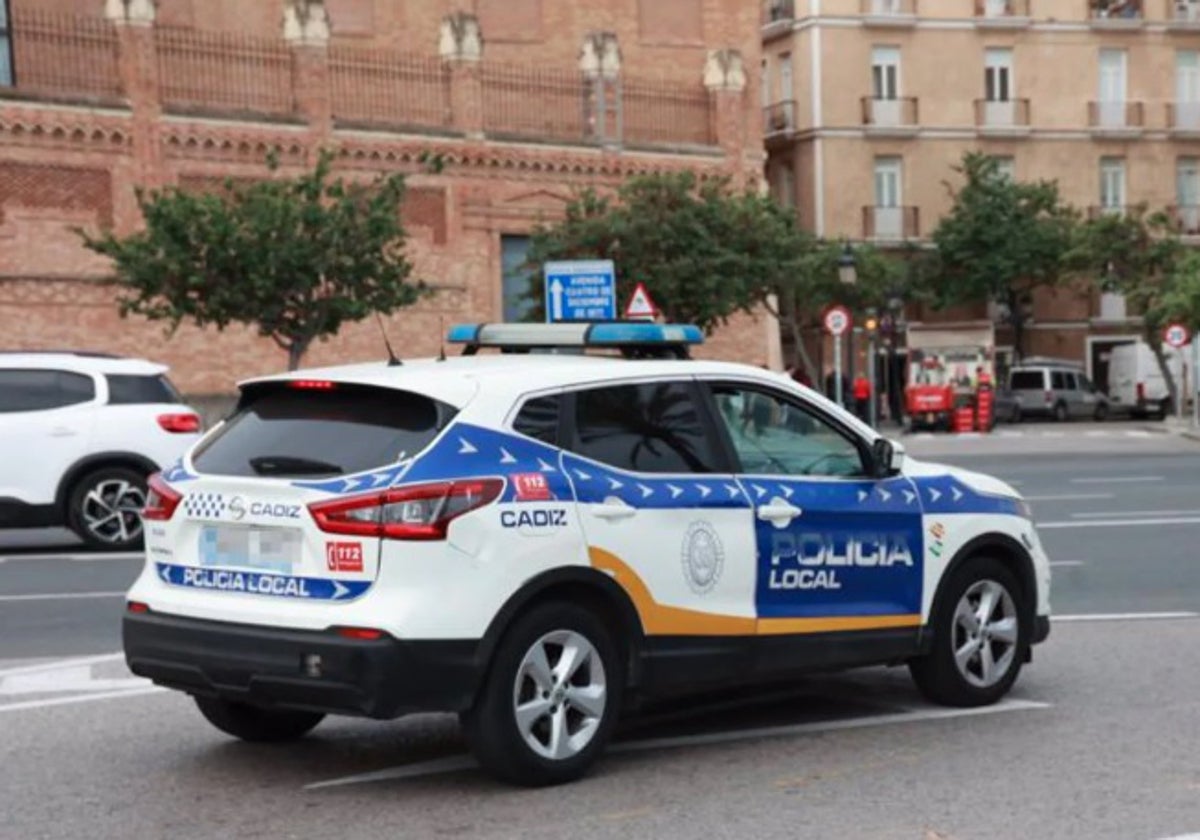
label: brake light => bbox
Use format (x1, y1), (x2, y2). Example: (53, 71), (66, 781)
(127, 601), (150, 613)
(157, 412), (201, 433)
(1137, 382), (1145, 402)
(142, 473), (182, 521)
(334, 627), (385, 641)
(1044, 390), (1053, 404)
(290, 379), (336, 390)
(308, 479), (503, 541)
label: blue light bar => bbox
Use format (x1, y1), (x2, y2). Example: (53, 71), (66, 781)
(445, 322), (704, 355)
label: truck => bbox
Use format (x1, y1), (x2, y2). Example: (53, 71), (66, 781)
(1105, 340), (1180, 419)
(903, 321), (996, 432)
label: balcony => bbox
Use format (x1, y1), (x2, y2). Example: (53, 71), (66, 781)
(863, 206), (920, 241)
(1088, 101), (1144, 139)
(1087, 205), (1131, 220)
(861, 97), (919, 137)
(1, 9), (124, 107)
(1168, 0), (1200, 30)
(1169, 205), (1200, 238)
(861, 0), (918, 27)
(974, 98), (1031, 137)
(973, 0), (1031, 28)
(763, 100), (796, 137)
(763, 0), (795, 38)
(1088, 0), (1144, 29)
(1168, 102), (1200, 137)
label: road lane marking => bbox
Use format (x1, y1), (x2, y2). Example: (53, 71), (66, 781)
(0, 664), (148, 695)
(1039, 517), (1200, 529)
(1054, 612), (1198, 622)
(0, 686), (164, 714)
(0, 591), (125, 602)
(1048, 561), (1084, 567)
(1070, 509), (1196, 519)
(0, 653), (126, 678)
(1025, 493), (1114, 502)
(303, 698), (1050, 790)
(1069, 476), (1164, 484)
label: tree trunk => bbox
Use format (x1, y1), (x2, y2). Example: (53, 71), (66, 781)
(1146, 326), (1180, 416)
(1008, 294), (1026, 363)
(787, 318), (819, 384)
(287, 340), (309, 372)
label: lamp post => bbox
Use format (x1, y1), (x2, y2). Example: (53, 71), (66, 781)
(834, 243), (857, 407)
(886, 287), (905, 427)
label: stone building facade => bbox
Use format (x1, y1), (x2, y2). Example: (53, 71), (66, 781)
(0, 0), (770, 395)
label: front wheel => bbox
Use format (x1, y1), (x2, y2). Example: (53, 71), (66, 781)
(461, 602), (621, 787)
(1053, 401), (1069, 422)
(1093, 402), (1109, 422)
(909, 557), (1027, 707)
(67, 467), (147, 551)
(194, 696), (324, 742)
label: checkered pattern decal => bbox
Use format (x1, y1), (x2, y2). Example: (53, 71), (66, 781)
(183, 492), (227, 520)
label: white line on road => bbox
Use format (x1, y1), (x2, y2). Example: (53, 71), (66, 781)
(0, 686), (164, 714)
(0, 652), (126, 679)
(1069, 476), (1164, 484)
(303, 699), (1050, 790)
(0, 591), (125, 603)
(1054, 612), (1198, 622)
(1025, 493), (1114, 502)
(1070, 509), (1197, 519)
(1039, 516), (1200, 529)
(1048, 561), (1084, 567)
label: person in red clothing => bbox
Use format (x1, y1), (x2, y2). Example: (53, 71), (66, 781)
(852, 373), (872, 422)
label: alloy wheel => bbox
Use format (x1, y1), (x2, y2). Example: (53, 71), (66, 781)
(951, 579), (1018, 689)
(81, 479), (146, 545)
(512, 629), (607, 761)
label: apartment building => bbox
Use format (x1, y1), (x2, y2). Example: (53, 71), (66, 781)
(0, 0), (768, 394)
(762, 0), (1200, 378)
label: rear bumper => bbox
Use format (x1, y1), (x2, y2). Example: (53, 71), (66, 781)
(123, 611), (483, 719)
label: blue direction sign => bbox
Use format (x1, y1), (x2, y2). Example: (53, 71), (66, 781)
(543, 260), (617, 323)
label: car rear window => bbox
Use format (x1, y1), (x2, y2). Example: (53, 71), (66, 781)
(105, 374), (183, 405)
(1009, 371), (1043, 390)
(191, 383), (456, 478)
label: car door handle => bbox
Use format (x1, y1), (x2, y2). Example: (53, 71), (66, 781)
(591, 499), (637, 520)
(757, 503), (803, 524)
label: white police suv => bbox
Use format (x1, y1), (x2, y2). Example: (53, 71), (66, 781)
(124, 323), (1051, 786)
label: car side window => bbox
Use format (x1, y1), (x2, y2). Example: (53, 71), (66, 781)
(708, 383), (865, 478)
(1051, 371), (1068, 390)
(569, 381), (722, 474)
(0, 369), (95, 413)
(513, 394), (561, 445)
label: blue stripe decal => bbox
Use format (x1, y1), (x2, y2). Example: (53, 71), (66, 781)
(161, 460), (198, 483)
(909, 475), (1022, 516)
(155, 562), (371, 601)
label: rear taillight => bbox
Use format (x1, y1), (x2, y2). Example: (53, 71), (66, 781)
(1137, 382), (1146, 402)
(142, 473), (182, 521)
(308, 479), (503, 541)
(334, 627), (386, 641)
(157, 412), (201, 433)
(1044, 390), (1053, 404)
(127, 601), (150, 613)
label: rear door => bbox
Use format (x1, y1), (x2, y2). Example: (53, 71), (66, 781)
(150, 381), (455, 605)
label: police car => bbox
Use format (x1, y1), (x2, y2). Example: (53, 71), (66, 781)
(123, 323), (1051, 786)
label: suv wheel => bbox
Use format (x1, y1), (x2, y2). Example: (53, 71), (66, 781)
(909, 557), (1027, 707)
(461, 602), (622, 787)
(1052, 401), (1069, 422)
(194, 696), (324, 742)
(1093, 402), (1109, 422)
(67, 467), (148, 551)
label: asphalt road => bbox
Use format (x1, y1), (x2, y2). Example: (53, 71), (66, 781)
(2, 422), (1199, 839)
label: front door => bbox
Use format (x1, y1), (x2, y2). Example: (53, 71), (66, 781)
(699, 381), (924, 643)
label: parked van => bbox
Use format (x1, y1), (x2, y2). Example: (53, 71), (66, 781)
(1105, 341), (1176, 419)
(1007, 359), (1109, 422)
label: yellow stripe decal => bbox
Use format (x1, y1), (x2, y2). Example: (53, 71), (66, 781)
(588, 547), (921, 637)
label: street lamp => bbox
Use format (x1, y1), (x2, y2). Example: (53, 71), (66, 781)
(831, 242), (856, 409)
(837, 241), (857, 286)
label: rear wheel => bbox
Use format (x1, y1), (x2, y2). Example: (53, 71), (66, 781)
(1093, 402), (1109, 422)
(67, 467), (147, 551)
(194, 696), (324, 742)
(909, 557), (1027, 707)
(461, 602), (621, 787)
(1053, 401), (1069, 422)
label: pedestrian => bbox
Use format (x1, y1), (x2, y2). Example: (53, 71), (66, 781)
(853, 373), (871, 422)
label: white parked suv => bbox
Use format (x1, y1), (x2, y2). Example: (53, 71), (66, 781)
(0, 352), (202, 550)
(123, 324), (1051, 786)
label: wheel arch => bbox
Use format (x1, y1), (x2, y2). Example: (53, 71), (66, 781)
(56, 452), (160, 516)
(476, 567), (647, 694)
(924, 532), (1038, 646)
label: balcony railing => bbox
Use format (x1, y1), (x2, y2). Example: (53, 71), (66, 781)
(1088, 101), (1144, 133)
(1169, 204), (1200, 235)
(156, 26), (296, 118)
(1170, 0), (1200, 24)
(861, 96), (919, 130)
(1088, 0), (1143, 23)
(1167, 102), (1200, 133)
(763, 0), (795, 25)
(863, 205), (920, 240)
(622, 76), (717, 149)
(1087, 205), (1131, 219)
(973, 0), (1030, 20)
(764, 100), (796, 135)
(861, 0), (918, 21)
(974, 98), (1031, 131)
(480, 62), (594, 145)
(329, 47), (451, 132)
(4, 9), (122, 105)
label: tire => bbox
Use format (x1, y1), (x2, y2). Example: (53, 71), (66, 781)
(194, 696), (324, 742)
(1053, 401), (1069, 422)
(67, 466), (148, 551)
(460, 602), (622, 787)
(1093, 402), (1109, 422)
(909, 557), (1027, 708)
(1009, 405), (1022, 424)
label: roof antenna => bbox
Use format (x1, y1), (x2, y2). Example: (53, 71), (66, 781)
(437, 315), (447, 362)
(375, 313), (402, 367)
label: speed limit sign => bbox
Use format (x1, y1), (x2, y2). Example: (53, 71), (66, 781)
(1164, 322), (1191, 349)
(823, 305), (852, 337)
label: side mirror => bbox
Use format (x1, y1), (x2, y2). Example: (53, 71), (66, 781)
(870, 437), (903, 478)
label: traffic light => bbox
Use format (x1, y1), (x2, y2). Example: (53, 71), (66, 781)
(864, 307), (879, 335)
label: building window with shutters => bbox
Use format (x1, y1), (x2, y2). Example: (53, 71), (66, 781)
(0, 0), (12, 87)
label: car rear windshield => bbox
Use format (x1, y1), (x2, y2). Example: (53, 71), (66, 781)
(1009, 371), (1043, 390)
(105, 374), (183, 405)
(191, 383), (456, 478)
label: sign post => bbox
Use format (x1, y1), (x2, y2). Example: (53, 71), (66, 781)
(1194, 331), (1199, 431)
(623, 282), (659, 321)
(543, 260), (617, 323)
(1164, 322), (1191, 419)
(824, 305), (852, 406)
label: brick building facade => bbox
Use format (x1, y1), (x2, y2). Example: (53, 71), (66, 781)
(0, 0), (770, 396)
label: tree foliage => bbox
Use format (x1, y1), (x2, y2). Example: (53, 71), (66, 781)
(929, 152), (1078, 359)
(81, 149), (426, 370)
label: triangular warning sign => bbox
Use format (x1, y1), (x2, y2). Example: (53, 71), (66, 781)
(624, 282), (658, 321)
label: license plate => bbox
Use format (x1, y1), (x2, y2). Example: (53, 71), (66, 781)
(198, 524), (301, 574)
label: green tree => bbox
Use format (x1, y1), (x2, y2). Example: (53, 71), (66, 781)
(929, 152), (1078, 360)
(81, 149), (426, 370)
(1069, 204), (1185, 411)
(524, 172), (806, 334)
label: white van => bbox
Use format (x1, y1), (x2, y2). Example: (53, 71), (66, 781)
(1105, 341), (1177, 419)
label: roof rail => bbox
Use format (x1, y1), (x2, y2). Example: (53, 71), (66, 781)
(0, 349), (123, 358)
(446, 322), (704, 360)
